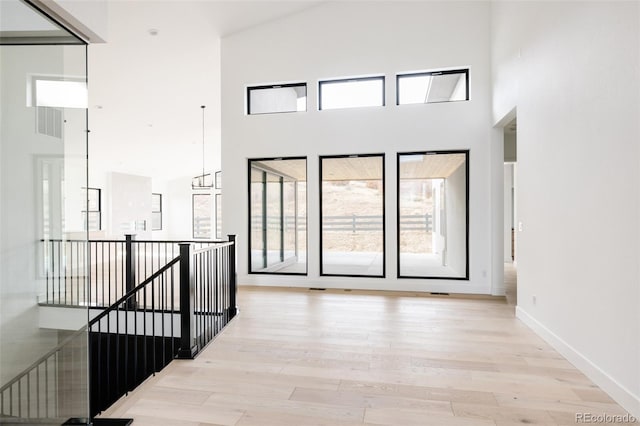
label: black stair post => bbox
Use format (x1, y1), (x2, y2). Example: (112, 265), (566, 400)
(177, 243), (197, 359)
(125, 234), (136, 309)
(228, 234), (237, 318)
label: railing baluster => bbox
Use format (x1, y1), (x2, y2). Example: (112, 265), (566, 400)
(44, 358), (48, 417)
(161, 271), (165, 368)
(26, 371), (30, 418)
(125, 235), (136, 309)
(54, 352), (58, 417)
(152, 273), (156, 373)
(171, 264), (175, 356)
(124, 292), (129, 393)
(101, 242), (105, 306)
(143, 272), (147, 377)
(115, 300), (120, 399)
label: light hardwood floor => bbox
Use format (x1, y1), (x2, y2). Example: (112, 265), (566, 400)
(100, 271), (630, 425)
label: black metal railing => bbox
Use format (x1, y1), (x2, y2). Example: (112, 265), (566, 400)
(177, 237), (237, 359)
(40, 236), (219, 307)
(89, 255), (181, 416)
(2, 236), (237, 422)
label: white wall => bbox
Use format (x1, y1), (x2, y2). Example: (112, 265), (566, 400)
(222, 1), (497, 294)
(106, 172), (152, 239)
(165, 177), (197, 241)
(492, 1), (640, 416)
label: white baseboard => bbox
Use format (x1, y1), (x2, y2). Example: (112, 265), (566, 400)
(516, 306), (640, 419)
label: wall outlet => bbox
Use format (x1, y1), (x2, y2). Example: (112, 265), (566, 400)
(532, 295), (537, 305)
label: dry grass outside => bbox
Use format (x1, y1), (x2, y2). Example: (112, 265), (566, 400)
(251, 179), (436, 255)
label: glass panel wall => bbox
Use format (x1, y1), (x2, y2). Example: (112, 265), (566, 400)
(320, 154), (385, 277)
(398, 151), (468, 279)
(249, 158), (307, 274)
(0, 0), (89, 422)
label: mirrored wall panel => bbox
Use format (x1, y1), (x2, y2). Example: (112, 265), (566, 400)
(398, 151), (468, 279)
(320, 154), (385, 277)
(249, 158), (307, 274)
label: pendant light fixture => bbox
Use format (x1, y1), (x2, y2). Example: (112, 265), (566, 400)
(192, 105), (213, 190)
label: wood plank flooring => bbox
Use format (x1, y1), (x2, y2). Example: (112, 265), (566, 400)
(100, 276), (631, 425)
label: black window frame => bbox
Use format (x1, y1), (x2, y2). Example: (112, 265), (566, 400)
(396, 150), (470, 280)
(246, 82), (307, 115)
(396, 69), (469, 105)
(319, 153), (386, 278)
(318, 76), (386, 111)
(247, 156), (308, 276)
(82, 187), (101, 231)
(151, 193), (162, 231)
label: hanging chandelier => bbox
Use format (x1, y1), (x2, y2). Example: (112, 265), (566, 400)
(192, 105), (213, 190)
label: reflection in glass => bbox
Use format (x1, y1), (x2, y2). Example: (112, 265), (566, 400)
(249, 158), (307, 274)
(320, 155), (384, 277)
(1, 0), (89, 421)
(266, 175), (282, 267)
(398, 152), (468, 278)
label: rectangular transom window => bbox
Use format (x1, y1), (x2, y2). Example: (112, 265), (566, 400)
(320, 154), (385, 277)
(397, 151), (469, 279)
(397, 69), (468, 105)
(319, 76), (385, 110)
(247, 83), (306, 115)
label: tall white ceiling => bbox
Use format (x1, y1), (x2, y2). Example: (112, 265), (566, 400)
(88, 1), (321, 183)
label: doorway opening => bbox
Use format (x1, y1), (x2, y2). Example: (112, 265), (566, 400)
(503, 116), (517, 305)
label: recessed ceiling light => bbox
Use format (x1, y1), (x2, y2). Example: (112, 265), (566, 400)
(148, 28), (158, 36)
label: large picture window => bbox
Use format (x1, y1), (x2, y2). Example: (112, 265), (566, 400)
(397, 151), (469, 279)
(249, 157), (307, 274)
(320, 154), (385, 277)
